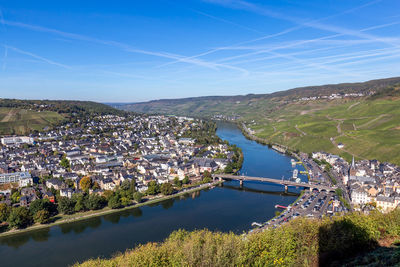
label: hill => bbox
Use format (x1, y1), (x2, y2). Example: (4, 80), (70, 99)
(76, 209), (400, 267)
(120, 77), (400, 165)
(0, 99), (126, 135)
(120, 77), (400, 116)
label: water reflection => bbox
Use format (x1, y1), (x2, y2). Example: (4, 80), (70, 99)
(0, 227), (50, 248)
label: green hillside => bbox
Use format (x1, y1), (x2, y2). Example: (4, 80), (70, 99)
(121, 77), (400, 165)
(0, 108), (65, 135)
(76, 209), (400, 267)
(0, 99), (125, 135)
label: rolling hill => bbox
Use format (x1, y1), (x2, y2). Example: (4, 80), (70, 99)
(119, 77), (400, 165)
(0, 99), (125, 135)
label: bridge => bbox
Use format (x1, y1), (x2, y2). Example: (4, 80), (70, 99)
(213, 174), (336, 192)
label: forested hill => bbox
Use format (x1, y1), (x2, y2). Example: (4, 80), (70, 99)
(119, 76), (400, 116)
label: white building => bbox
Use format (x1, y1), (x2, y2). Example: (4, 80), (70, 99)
(351, 188), (370, 205)
(0, 172), (32, 186)
(1, 136), (34, 146)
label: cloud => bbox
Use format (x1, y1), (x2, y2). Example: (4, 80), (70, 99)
(3, 45), (71, 69)
(204, 0), (400, 48)
(2, 19), (248, 75)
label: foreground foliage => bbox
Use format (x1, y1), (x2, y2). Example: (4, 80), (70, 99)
(77, 209), (400, 267)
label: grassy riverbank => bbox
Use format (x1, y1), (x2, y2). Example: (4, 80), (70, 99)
(0, 181), (223, 238)
(76, 209), (400, 266)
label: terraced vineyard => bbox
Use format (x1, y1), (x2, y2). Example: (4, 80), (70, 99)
(248, 97), (400, 165)
(0, 107), (65, 135)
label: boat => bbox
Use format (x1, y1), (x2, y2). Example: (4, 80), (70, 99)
(292, 169), (298, 179)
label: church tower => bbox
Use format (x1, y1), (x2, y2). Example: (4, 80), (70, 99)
(349, 156), (357, 177)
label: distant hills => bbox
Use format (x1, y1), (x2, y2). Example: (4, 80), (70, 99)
(117, 77), (400, 165)
(119, 77), (400, 117)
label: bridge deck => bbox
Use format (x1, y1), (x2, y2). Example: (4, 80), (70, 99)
(213, 174), (336, 191)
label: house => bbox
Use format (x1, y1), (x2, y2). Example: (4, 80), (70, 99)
(351, 187), (370, 205)
(60, 188), (74, 198)
(46, 178), (66, 190)
(43, 191), (55, 203)
(376, 196), (399, 213)
(100, 178), (116, 190)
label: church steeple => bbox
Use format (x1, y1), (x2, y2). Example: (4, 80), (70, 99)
(349, 155), (356, 177)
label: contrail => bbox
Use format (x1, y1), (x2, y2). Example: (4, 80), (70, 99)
(4, 45), (71, 69)
(1, 19), (248, 74)
(157, 0), (387, 68)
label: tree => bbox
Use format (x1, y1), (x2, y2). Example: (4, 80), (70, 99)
(7, 207), (33, 229)
(60, 157), (70, 169)
(57, 196), (76, 215)
(203, 170), (211, 178)
(29, 199), (55, 216)
(103, 190), (114, 201)
(34, 210), (51, 224)
(202, 176), (212, 184)
(121, 197), (131, 207)
(133, 192), (143, 203)
(11, 191), (21, 203)
(146, 181), (160, 195)
(86, 194), (106, 210)
(108, 195), (122, 209)
(79, 176), (92, 192)
(72, 193), (88, 212)
(0, 203), (11, 222)
(160, 183), (174, 196)
(224, 164), (234, 174)
(174, 177), (182, 187)
(182, 176), (190, 185)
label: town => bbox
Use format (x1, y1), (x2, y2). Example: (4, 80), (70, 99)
(270, 150), (400, 227)
(0, 114), (241, 229)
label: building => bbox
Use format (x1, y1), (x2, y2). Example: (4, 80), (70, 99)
(1, 136), (34, 146)
(350, 187), (370, 205)
(0, 172), (32, 186)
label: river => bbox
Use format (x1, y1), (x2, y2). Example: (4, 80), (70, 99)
(0, 122), (307, 267)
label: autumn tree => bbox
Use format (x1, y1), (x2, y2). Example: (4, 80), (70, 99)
(79, 176), (92, 191)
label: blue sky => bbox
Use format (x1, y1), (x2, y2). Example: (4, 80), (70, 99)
(0, 0), (399, 102)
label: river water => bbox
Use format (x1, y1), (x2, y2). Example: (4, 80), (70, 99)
(0, 122), (307, 267)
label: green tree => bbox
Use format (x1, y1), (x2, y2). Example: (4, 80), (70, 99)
(60, 157), (70, 169)
(160, 183), (174, 196)
(108, 195), (122, 209)
(121, 197), (131, 207)
(86, 194), (106, 210)
(7, 206), (33, 229)
(0, 203), (11, 222)
(57, 196), (76, 215)
(174, 177), (182, 187)
(72, 193), (88, 212)
(133, 192), (143, 203)
(34, 210), (51, 224)
(146, 181), (160, 195)
(29, 199), (55, 216)
(182, 176), (190, 185)
(11, 191), (21, 203)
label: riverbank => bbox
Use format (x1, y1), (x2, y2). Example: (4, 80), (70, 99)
(0, 180), (223, 238)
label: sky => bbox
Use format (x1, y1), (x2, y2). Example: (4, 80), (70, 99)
(0, 0), (399, 102)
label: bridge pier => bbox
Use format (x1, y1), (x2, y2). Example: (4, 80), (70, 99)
(284, 185), (288, 192)
(239, 179), (243, 187)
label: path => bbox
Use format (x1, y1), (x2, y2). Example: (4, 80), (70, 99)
(1, 109), (16, 122)
(295, 125), (307, 136)
(347, 102), (360, 110)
